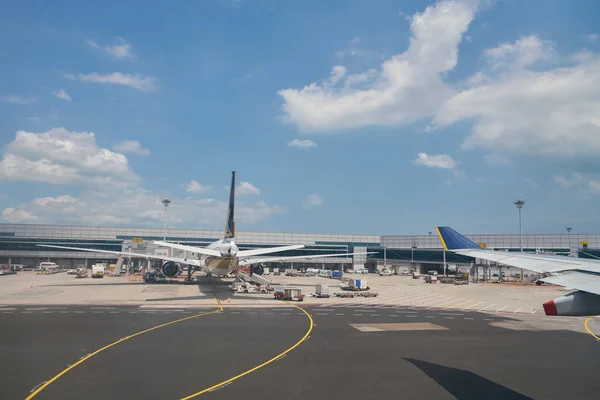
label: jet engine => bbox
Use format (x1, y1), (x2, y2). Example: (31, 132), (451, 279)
(543, 290), (600, 316)
(251, 265), (264, 276)
(161, 261), (182, 278)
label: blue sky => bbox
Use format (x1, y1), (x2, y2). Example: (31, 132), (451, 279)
(1, 0), (599, 235)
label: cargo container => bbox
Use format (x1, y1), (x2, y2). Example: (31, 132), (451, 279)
(340, 278), (368, 291)
(330, 270), (343, 279)
(315, 283), (330, 298)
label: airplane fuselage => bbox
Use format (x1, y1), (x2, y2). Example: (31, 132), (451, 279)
(203, 256), (239, 277)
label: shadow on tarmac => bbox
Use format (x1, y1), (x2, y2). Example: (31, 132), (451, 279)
(404, 358), (534, 400)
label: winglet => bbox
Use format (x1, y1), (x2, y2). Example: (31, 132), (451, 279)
(436, 226), (481, 250)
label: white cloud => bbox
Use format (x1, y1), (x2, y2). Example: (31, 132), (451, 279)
(2, 190), (283, 227)
(412, 153), (457, 169)
(113, 140), (150, 156)
(0, 128), (139, 186)
(1, 129), (284, 227)
(55, 89), (72, 102)
(304, 193), (323, 208)
(484, 35), (555, 70)
(183, 180), (211, 193)
(329, 65), (347, 85)
(106, 38), (135, 59)
(587, 34), (599, 43)
(2, 208), (37, 222)
(1, 94), (35, 105)
(237, 182), (261, 196)
(335, 37), (369, 59)
(67, 72), (157, 92)
(278, 0), (480, 132)
(553, 173), (600, 193)
(433, 42), (600, 159)
(288, 139), (317, 149)
(86, 39), (100, 49)
(34, 195), (76, 207)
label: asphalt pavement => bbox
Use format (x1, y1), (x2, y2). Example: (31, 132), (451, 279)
(1, 305), (599, 400)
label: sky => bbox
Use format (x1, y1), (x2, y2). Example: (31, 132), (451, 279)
(1, 0), (599, 235)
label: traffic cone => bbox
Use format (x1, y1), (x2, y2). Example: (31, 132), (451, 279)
(227, 298), (231, 303)
(30, 283), (33, 288)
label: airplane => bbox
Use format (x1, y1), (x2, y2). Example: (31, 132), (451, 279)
(436, 226), (600, 316)
(38, 171), (369, 284)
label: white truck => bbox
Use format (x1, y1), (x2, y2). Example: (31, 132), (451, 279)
(92, 265), (104, 278)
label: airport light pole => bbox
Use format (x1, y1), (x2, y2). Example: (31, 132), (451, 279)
(514, 199), (525, 281)
(162, 198), (171, 241)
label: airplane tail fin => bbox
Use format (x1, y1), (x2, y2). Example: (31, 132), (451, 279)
(436, 226), (482, 251)
(225, 171), (236, 239)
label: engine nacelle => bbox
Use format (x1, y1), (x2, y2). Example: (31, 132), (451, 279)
(161, 261), (182, 278)
(543, 290), (600, 316)
(252, 265), (264, 276)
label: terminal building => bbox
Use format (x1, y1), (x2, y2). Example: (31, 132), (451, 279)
(1, 223), (599, 274)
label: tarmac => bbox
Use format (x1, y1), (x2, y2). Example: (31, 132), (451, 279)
(1, 272), (600, 399)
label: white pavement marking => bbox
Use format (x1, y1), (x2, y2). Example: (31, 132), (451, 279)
(42, 311), (53, 314)
(406, 315), (417, 318)
(532, 309), (539, 314)
(318, 309), (334, 312)
(266, 312), (274, 315)
(425, 316), (435, 319)
(282, 313), (290, 315)
(353, 314), (363, 316)
(514, 308), (522, 313)
(371, 314), (380, 317)
(22, 311), (33, 314)
(464, 317), (474, 320)
(335, 313), (345, 316)
(390, 315), (399, 317)
(394, 311), (418, 314)
(91, 307), (114, 310)
(315, 313), (328, 316)
(2, 311), (14, 314)
(479, 303), (495, 311)
(438, 312), (463, 316)
(424, 297), (454, 308)
(109, 311), (119, 314)
(444, 317), (455, 320)
(463, 302), (484, 310)
(231, 312), (240, 314)
(354, 309), (375, 312)
(74, 311), (85, 314)
(484, 318), (494, 321)
(496, 305), (508, 312)
(93, 311), (103, 314)
(442, 299), (468, 309)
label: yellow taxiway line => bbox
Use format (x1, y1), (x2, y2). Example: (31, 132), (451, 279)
(584, 316), (600, 342)
(180, 302), (314, 399)
(25, 309), (221, 400)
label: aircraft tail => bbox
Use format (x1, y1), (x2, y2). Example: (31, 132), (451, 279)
(436, 226), (482, 251)
(225, 171), (236, 239)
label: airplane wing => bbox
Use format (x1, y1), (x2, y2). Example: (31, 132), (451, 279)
(152, 241), (222, 257)
(541, 272), (600, 296)
(436, 226), (600, 316)
(235, 244), (305, 258)
(36, 244), (202, 266)
(435, 226), (600, 274)
(239, 252), (375, 266)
